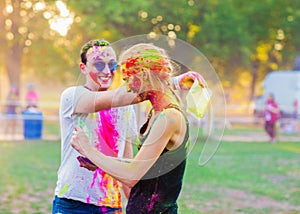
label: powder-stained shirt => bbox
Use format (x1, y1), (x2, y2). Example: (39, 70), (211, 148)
(54, 86), (137, 208)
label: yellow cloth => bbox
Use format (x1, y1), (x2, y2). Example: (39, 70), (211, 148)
(186, 80), (212, 118)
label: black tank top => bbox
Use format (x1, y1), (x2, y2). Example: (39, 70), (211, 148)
(126, 104), (189, 214)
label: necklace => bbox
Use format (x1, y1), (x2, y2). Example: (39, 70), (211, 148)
(84, 85), (92, 91)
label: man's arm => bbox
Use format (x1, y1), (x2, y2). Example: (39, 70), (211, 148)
(75, 86), (138, 114)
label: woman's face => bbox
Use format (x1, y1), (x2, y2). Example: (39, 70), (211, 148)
(126, 75), (142, 93)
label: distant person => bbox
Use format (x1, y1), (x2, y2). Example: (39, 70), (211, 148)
(264, 93), (280, 143)
(293, 99), (298, 119)
(3, 85), (21, 139)
(293, 56), (300, 70)
(25, 83), (39, 109)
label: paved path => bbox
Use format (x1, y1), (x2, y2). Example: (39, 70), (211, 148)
(222, 132), (300, 142)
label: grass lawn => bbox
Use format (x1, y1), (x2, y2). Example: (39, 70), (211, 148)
(0, 137), (299, 213)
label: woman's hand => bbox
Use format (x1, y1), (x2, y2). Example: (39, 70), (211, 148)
(174, 71), (206, 90)
(77, 156), (98, 171)
(70, 125), (92, 157)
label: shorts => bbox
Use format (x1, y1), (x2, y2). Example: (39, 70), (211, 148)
(52, 196), (122, 214)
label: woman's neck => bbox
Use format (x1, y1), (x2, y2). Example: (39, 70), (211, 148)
(148, 91), (175, 112)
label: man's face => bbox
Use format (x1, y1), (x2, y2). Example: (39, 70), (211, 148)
(85, 46), (118, 90)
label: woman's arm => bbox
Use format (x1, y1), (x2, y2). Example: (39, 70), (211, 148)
(71, 110), (179, 187)
(121, 140), (133, 199)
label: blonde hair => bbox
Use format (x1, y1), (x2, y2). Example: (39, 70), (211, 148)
(119, 43), (173, 82)
(119, 43), (183, 105)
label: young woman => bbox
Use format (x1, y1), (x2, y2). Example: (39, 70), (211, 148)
(264, 93), (280, 143)
(71, 43), (190, 213)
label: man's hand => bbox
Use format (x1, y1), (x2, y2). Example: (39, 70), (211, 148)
(174, 71), (206, 90)
(71, 126), (92, 157)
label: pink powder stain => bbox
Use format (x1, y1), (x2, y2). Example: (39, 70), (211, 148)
(91, 169), (101, 188)
(89, 72), (101, 86)
(86, 195), (91, 203)
(148, 193), (159, 212)
(97, 109), (119, 156)
(90, 168), (112, 203)
(100, 172), (109, 194)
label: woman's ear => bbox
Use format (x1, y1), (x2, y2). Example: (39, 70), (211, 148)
(142, 72), (149, 80)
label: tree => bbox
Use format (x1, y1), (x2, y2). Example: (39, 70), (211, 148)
(184, 0), (300, 101)
(54, 0), (300, 101)
(2, 0), (300, 104)
(0, 0), (84, 93)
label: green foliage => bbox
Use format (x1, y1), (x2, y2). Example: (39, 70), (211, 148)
(2, 0), (300, 100)
(64, 0), (300, 96)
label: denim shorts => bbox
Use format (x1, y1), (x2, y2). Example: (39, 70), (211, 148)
(52, 196), (122, 214)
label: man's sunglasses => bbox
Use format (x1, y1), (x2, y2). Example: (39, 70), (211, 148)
(93, 61), (119, 72)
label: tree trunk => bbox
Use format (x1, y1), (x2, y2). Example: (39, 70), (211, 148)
(249, 62), (258, 102)
(6, 44), (22, 90)
(5, 0), (23, 90)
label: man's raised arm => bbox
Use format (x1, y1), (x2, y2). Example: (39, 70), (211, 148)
(75, 86), (138, 113)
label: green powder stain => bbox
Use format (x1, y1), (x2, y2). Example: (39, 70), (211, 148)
(58, 183), (69, 197)
(78, 118), (91, 141)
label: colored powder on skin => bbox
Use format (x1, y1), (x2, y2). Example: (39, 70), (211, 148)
(86, 46), (113, 65)
(182, 75), (194, 88)
(58, 183), (69, 197)
(86, 46), (107, 61)
(124, 163), (134, 169)
(89, 72), (101, 86)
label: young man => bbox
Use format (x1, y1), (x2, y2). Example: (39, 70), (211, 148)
(52, 40), (137, 214)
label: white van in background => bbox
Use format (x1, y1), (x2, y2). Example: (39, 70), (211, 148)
(254, 70), (300, 118)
